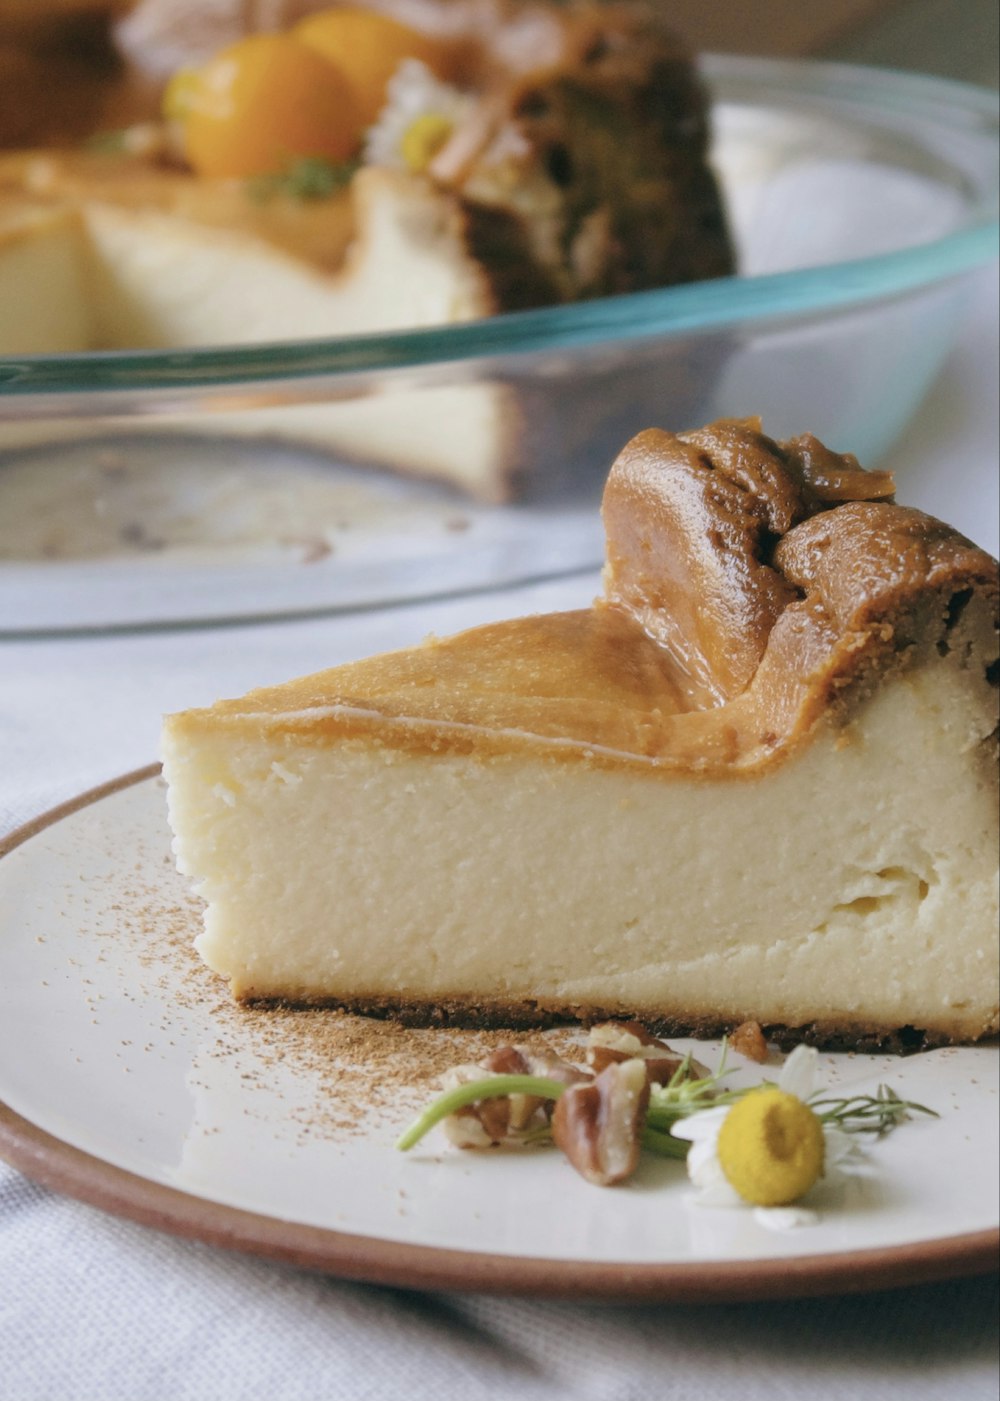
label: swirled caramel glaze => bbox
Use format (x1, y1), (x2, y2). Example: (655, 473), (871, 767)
(177, 419), (999, 776)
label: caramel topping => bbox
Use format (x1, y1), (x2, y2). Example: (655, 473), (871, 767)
(601, 422), (806, 707)
(172, 420), (999, 775)
(599, 417), (908, 709)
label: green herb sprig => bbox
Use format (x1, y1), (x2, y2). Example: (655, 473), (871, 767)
(396, 1040), (936, 1160)
(247, 156), (358, 203)
(395, 1074), (569, 1151)
(86, 130), (130, 153)
(809, 1084), (938, 1136)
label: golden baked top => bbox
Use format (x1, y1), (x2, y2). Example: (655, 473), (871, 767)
(168, 419), (1000, 775)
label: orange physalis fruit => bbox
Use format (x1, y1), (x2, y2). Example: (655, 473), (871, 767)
(294, 6), (454, 129)
(167, 33), (362, 180)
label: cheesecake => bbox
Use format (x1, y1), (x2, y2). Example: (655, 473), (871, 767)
(161, 419), (1000, 1051)
(0, 0), (734, 499)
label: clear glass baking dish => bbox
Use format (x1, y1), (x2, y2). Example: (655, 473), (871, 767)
(0, 54), (997, 632)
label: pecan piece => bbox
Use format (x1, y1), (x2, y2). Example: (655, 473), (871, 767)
(589, 1020), (666, 1049)
(440, 1062), (513, 1147)
(483, 1045), (590, 1130)
(441, 1045), (590, 1148)
(586, 1020), (687, 1085)
(551, 1057), (649, 1186)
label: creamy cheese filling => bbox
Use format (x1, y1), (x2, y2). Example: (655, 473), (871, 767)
(161, 654), (999, 1037)
(0, 174), (516, 495)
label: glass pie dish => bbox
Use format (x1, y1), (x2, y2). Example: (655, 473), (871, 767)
(0, 54), (997, 633)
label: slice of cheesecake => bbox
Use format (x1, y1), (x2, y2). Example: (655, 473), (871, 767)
(0, 157), (529, 496)
(0, 0), (734, 500)
(161, 419), (1000, 1050)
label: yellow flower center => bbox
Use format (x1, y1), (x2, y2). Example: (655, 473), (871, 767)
(400, 112), (454, 172)
(162, 67), (201, 123)
(717, 1088), (825, 1206)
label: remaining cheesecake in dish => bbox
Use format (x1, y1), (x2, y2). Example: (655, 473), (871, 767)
(161, 419), (1000, 1050)
(0, 0), (733, 498)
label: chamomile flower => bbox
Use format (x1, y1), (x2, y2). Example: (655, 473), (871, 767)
(398, 1031), (936, 1215)
(363, 59), (471, 174)
(671, 1045), (856, 1228)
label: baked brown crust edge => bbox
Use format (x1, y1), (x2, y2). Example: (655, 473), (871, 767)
(237, 990), (1000, 1056)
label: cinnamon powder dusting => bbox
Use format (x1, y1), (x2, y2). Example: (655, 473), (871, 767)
(97, 827), (585, 1142)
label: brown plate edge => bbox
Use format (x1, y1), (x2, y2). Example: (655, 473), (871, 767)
(1, 766), (998, 1304)
(0, 762), (163, 860)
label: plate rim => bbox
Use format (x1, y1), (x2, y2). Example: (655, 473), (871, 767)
(1, 767), (998, 1303)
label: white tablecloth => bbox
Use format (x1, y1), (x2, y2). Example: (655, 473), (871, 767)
(1, 266), (997, 1401)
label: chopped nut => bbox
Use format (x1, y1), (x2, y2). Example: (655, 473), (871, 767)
(589, 1019), (668, 1052)
(480, 1047), (538, 1132)
(482, 1044), (590, 1130)
(482, 1044), (587, 1085)
(730, 1020), (769, 1063)
(588, 1044), (685, 1085)
(442, 1107), (504, 1149)
(441, 1044), (589, 1147)
(586, 1020), (685, 1085)
(551, 1058), (649, 1186)
(483, 1046), (530, 1075)
(440, 1062), (511, 1146)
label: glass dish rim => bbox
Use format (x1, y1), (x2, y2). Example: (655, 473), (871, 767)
(0, 52), (996, 400)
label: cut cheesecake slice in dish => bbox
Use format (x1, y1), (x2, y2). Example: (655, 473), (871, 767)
(161, 419), (1000, 1050)
(0, 159), (535, 498)
(0, 0), (734, 500)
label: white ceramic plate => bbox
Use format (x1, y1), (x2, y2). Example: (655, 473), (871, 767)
(0, 769), (996, 1300)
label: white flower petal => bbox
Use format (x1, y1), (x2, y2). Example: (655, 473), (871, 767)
(680, 1118), (744, 1206)
(820, 1126), (865, 1187)
(778, 1044), (818, 1100)
(689, 1180), (745, 1208)
(481, 120), (531, 166)
(671, 1046), (875, 1222)
(670, 1105), (730, 1142)
(753, 1205), (820, 1231)
(363, 59), (471, 170)
(686, 1136), (725, 1188)
(822, 1125), (858, 1167)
